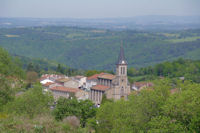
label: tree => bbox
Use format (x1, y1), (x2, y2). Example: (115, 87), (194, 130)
(5, 84), (53, 118)
(53, 98), (96, 127)
(56, 64), (64, 74)
(147, 116), (185, 133)
(0, 77), (13, 110)
(79, 100), (97, 127)
(26, 71), (38, 85)
(27, 62), (34, 72)
(0, 47), (25, 78)
(162, 83), (200, 132)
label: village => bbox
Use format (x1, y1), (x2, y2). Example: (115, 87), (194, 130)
(40, 45), (154, 105)
(40, 73), (153, 104)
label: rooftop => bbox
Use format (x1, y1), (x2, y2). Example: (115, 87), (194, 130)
(87, 73), (105, 80)
(117, 43), (127, 65)
(98, 73), (116, 80)
(91, 85), (110, 91)
(43, 82), (55, 87)
(56, 78), (70, 83)
(50, 86), (80, 93)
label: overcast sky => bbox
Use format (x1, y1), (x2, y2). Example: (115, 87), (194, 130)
(1, 0), (200, 18)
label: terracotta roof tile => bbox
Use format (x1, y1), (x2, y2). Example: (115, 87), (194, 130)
(87, 73), (105, 80)
(91, 85), (110, 91)
(50, 86), (80, 93)
(43, 82), (55, 87)
(98, 73), (116, 80)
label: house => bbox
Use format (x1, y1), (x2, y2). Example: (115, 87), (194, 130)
(40, 79), (54, 85)
(41, 74), (68, 82)
(50, 86), (88, 100)
(86, 73), (105, 90)
(64, 79), (79, 88)
(42, 82), (62, 91)
(89, 44), (131, 104)
(132, 82), (153, 91)
(73, 75), (87, 88)
(55, 78), (70, 86)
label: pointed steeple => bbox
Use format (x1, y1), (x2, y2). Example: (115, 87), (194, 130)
(117, 42), (127, 65)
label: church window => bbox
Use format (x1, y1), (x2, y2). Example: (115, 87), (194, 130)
(121, 87), (124, 96)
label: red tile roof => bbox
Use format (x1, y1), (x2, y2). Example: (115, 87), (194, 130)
(98, 74), (116, 80)
(43, 82), (54, 87)
(87, 73), (105, 80)
(91, 85), (110, 91)
(50, 86), (79, 93)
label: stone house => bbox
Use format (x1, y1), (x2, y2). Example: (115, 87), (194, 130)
(50, 86), (88, 100)
(64, 79), (79, 88)
(86, 73), (105, 90)
(73, 75), (87, 88)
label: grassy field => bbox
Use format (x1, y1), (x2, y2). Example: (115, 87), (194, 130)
(168, 36), (200, 43)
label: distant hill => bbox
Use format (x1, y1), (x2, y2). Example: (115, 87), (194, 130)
(1, 16), (200, 30)
(0, 26), (200, 70)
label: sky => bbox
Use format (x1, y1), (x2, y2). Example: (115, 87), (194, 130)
(0, 0), (200, 18)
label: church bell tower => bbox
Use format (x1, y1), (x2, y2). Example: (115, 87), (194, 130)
(114, 43), (130, 99)
(116, 44), (127, 76)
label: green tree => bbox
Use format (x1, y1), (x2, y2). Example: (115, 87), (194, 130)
(5, 84), (53, 118)
(147, 116), (185, 133)
(0, 77), (13, 110)
(53, 98), (96, 127)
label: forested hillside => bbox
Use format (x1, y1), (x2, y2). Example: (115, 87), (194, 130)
(1, 47), (200, 132)
(0, 26), (200, 70)
(128, 58), (200, 83)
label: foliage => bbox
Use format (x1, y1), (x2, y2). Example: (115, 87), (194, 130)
(147, 116), (185, 133)
(0, 77), (14, 111)
(128, 58), (200, 83)
(4, 84), (53, 118)
(53, 97), (97, 127)
(0, 113), (84, 133)
(96, 79), (200, 132)
(1, 27), (200, 70)
(0, 47), (25, 78)
(26, 71), (38, 84)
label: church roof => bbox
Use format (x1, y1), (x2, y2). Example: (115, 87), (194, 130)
(91, 85), (110, 91)
(98, 73), (116, 80)
(117, 44), (127, 65)
(87, 73), (105, 80)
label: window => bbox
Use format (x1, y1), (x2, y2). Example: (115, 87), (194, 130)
(121, 87), (124, 96)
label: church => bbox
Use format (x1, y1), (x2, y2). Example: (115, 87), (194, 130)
(89, 44), (131, 104)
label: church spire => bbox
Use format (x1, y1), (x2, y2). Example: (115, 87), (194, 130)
(117, 41), (127, 65)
